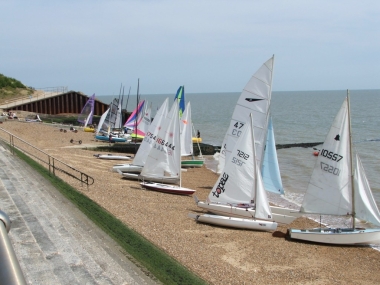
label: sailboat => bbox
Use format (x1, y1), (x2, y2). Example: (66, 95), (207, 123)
(78, 93), (95, 132)
(115, 98), (169, 175)
(189, 113), (277, 231)
(139, 99), (196, 195)
(95, 98), (127, 143)
(196, 56), (298, 220)
(172, 86), (204, 168)
(123, 99), (146, 137)
(180, 101), (204, 168)
(288, 93), (380, 245)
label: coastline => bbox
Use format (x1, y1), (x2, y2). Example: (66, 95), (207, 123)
(1, 121), (380, 284)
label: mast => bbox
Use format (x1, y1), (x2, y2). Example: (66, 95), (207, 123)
(177, 97), (182, 188)
(347, 90), (356, 228)
(249, 113), (258, 219)
(134, 79), (140, 151)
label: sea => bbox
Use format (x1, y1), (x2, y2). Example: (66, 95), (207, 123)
(97, 89), (380, 229)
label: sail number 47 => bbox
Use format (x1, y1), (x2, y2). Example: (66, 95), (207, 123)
(231, 121), (244, 137)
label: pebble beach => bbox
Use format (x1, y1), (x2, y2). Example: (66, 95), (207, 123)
(1, 120), (380, 285)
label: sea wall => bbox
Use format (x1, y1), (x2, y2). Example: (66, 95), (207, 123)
(90, 142), (323, 155)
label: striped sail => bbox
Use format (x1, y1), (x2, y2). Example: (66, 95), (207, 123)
(124, 100), (145, 129)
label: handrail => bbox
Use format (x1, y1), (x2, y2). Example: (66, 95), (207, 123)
(0, 87), (68, 109)
(0, 210), (27, 285)
(0, 128), (94, 187)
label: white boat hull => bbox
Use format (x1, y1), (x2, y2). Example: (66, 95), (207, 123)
(195, 199), (296, 225)
(121, 172), (180, 184)
(94, 154), (132, 160)
(189, 213), (277, 231)
(112, 164), (143, 173)
(141, 182), (196, 196)
(288, 228), (380, 245)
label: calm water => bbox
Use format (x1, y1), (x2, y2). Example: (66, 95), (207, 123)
(98, 89), (380, 227)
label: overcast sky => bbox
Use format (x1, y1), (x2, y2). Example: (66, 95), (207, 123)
(1, 1), (379, 96)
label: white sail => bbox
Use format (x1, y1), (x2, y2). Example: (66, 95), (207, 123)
(140, 100), (180, 181)
(133, 98), (169, 166)
(106, 98), (119, 131)
(354, 154), (380, 226)
(137, 102), (152, 137)
(114, 99), (122, 129)
(180, 101), (193, 156)
(300, 97), (352, 215)
(84, 110), (93, 128)
(261, 117), (284, 195)
(208, 113), (273, 221)
(255, 166), (273, 221)
(217, 56), (274, 174)
(96, 108), (110, 134)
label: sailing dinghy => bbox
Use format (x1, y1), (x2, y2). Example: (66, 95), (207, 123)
(189, 113), (278, 230)
(288, 93), (380, 245)
(180, 101), (204, 168)
(115, 98), (169, 175)
(174, 87), (204, 168)
(95, 98), (127, 142)
(78, 93), (95, 132)
(198, 56), (298, 221)
(139, 99), (196, 195)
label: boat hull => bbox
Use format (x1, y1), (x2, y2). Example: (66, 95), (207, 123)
(94, 154), (132, 160)
(181, 160), (204, 168)
(121, 173), (180, 184)
(196, 200), (296, 225)
(84, 127), (95, 133)
(288, 228), (380, 245)
(95, 135), (126, 143)
(141, 182), (196, 196)
(189, 213), (277, 231)
(112, 164), (143, 173)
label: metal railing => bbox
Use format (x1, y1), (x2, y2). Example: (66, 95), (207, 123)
(0, 128), (94, 187)
(0, 86), (68, 109)
(0, 210), (27, 285)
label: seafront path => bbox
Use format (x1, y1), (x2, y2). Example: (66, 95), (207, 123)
(0, 143), (159, 285)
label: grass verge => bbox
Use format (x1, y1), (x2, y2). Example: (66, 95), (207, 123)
(11, 146), (207, 285)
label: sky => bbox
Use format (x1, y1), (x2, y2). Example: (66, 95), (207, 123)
(1, 1), (380, 96)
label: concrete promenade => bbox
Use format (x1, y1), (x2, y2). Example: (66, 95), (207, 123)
(0, 144), (159, 285)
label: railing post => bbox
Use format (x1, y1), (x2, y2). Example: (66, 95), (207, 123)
(9, 134), (14, 154)
(0, 210), (27, 285)
(48, 155), (51, 174)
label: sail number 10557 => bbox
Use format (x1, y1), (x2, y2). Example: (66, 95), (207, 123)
(320, 162), (341, 176)
(319, 149), (343, 162)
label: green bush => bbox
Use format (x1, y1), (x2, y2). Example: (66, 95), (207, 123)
(0, 73), (26, 89)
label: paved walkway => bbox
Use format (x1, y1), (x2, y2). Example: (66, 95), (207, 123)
(0, 144), (159, 285)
